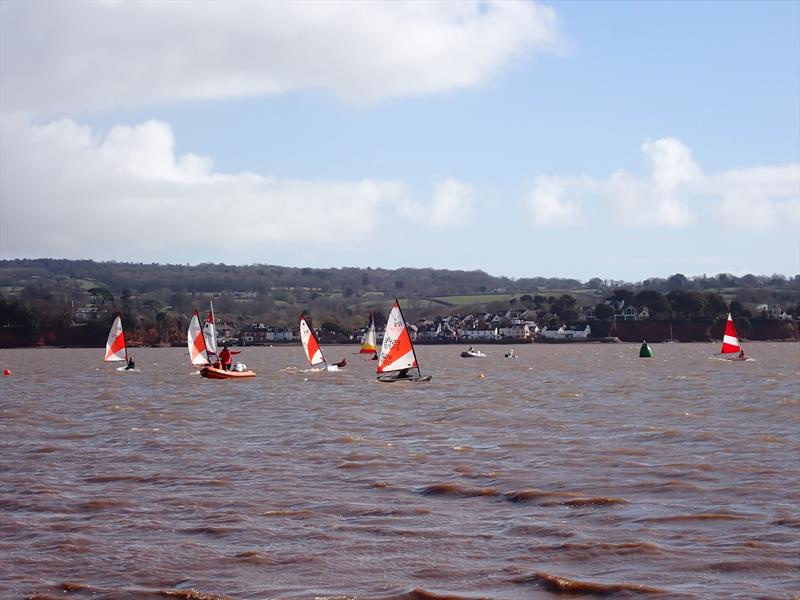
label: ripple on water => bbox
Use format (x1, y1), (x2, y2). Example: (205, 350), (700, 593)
(3, 344), (798, 599)
(513, 571), (668, 595)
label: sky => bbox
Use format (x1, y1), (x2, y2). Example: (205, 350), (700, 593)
(1, 0), (798, 282)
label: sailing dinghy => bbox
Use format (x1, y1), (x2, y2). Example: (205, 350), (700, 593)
(189, 309), (255, 378)
(299, 314), (346, 371)
(359, 313), (378, 358)
(376, 300), (431, 383)
(203, 301), (218, 360)
(105, 313), (135, 370)
(188, 310), (211, 368)
(720, 312), (748, 361)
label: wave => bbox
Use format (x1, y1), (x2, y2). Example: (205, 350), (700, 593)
(377, 588), (484, 600)
(337, 461), (370, 469)
(504, 488), (580, 504)
(419, 482), (499, 498)
(232, 551), (280, 565)
(562, 496), (629, 507)
(31, 445), (61, 453)
(77, 498), (133, 511)
(772, 516), (800, 528)
(82, 474), (230, 486)
(61, 582), (101, 593)
(160, 589), (237, 600)
(504, 523), (576, 538)
(261, 509), (317, 518)
(514, 571), (667, 595)
(698, 559), (796, 574)
(177, 526), (237, 536)
(541, 541), (664, 560)
(638, 511), (748, 524)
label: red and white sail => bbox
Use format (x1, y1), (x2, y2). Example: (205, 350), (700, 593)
(203, 301), (218, 357)
(377, 301), (417, 374)
(104, 314), (127, 362)
(188, 310), (210, 366)
(300, 315), (325, 366)
(720, 312), (741, 354)
(359, 314), (377, 354)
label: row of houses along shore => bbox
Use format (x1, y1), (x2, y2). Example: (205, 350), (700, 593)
(208, 302), (798, 347)
(234, 308), (556, 346)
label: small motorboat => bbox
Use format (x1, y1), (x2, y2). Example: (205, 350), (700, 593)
(460, 349), (486, 358)
(200, 364), (256, 379)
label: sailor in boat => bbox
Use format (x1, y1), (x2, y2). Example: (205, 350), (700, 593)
(219, 345), (241, 371)
(371, 352), (378, 361)
(468, 346), (476, 353)
(124, 356), (135, 370)
(394, 368), (412, 379)
(739, 349), (745, 359)
(505, 349), (515, 358)
(333, 358), (347, 368)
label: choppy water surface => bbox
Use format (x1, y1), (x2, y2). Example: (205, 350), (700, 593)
(1, 343), (798, 599)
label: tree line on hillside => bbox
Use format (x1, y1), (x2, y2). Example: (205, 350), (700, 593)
(2, 259), (797, 297)
(0, 258), (797, 347)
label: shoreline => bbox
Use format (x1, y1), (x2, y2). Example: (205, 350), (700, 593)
(4, 338), (797, 350)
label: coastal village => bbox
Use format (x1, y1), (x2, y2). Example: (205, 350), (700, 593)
(3, 261), (797, 348)
(72, 299), (795, 347)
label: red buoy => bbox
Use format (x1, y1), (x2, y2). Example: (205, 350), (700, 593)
(2, 369), (11, 377)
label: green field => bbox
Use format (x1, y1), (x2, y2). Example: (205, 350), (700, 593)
(427, 288), (606, 308)
(342, 289), (610, 314)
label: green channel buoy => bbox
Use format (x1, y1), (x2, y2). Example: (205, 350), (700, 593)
(639, 341), (653, 358)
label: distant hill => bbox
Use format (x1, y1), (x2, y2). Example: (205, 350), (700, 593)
(0, 258), (797, 348)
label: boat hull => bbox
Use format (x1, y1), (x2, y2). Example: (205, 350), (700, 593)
(200, 366), (256, 379)
(460, 351), (485, 358)
(377, 375), (432, 383)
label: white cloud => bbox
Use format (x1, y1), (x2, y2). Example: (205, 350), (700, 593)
(524, 138), (799, 231)
(0, 116), (472, 260)
(710, 165), (800, 231)
(398, 178), (475, 227)
(524, 176), (587, 226)
(606, 138), (697, 227)
(0, 0), (564, 113)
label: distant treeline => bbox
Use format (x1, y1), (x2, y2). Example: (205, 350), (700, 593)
(2, 258), (798, 297)
(0, 258), (798, 348)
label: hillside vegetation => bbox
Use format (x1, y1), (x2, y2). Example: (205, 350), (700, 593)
(0, 258), (797, 347)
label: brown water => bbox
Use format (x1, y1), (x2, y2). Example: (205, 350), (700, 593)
(1, 343), (798, 600)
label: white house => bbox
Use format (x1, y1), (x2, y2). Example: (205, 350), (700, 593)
(539, 324), (591, 339)
(458, 324), (497, 340)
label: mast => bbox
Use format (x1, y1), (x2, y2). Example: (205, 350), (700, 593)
(314, 324), (327, 369)
(122, 313), (128, 361)
(394, 299), (422, 378)
(204, 299), (218, 356)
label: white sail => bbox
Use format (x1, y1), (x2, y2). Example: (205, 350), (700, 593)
(104, 314), (127, 362)
(203, 301), (218, 356)
(299, 315), (325, 366)
(188, 310), (210, 366)
(377, 301), (417, 373)
(359, 315), (377, 354)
